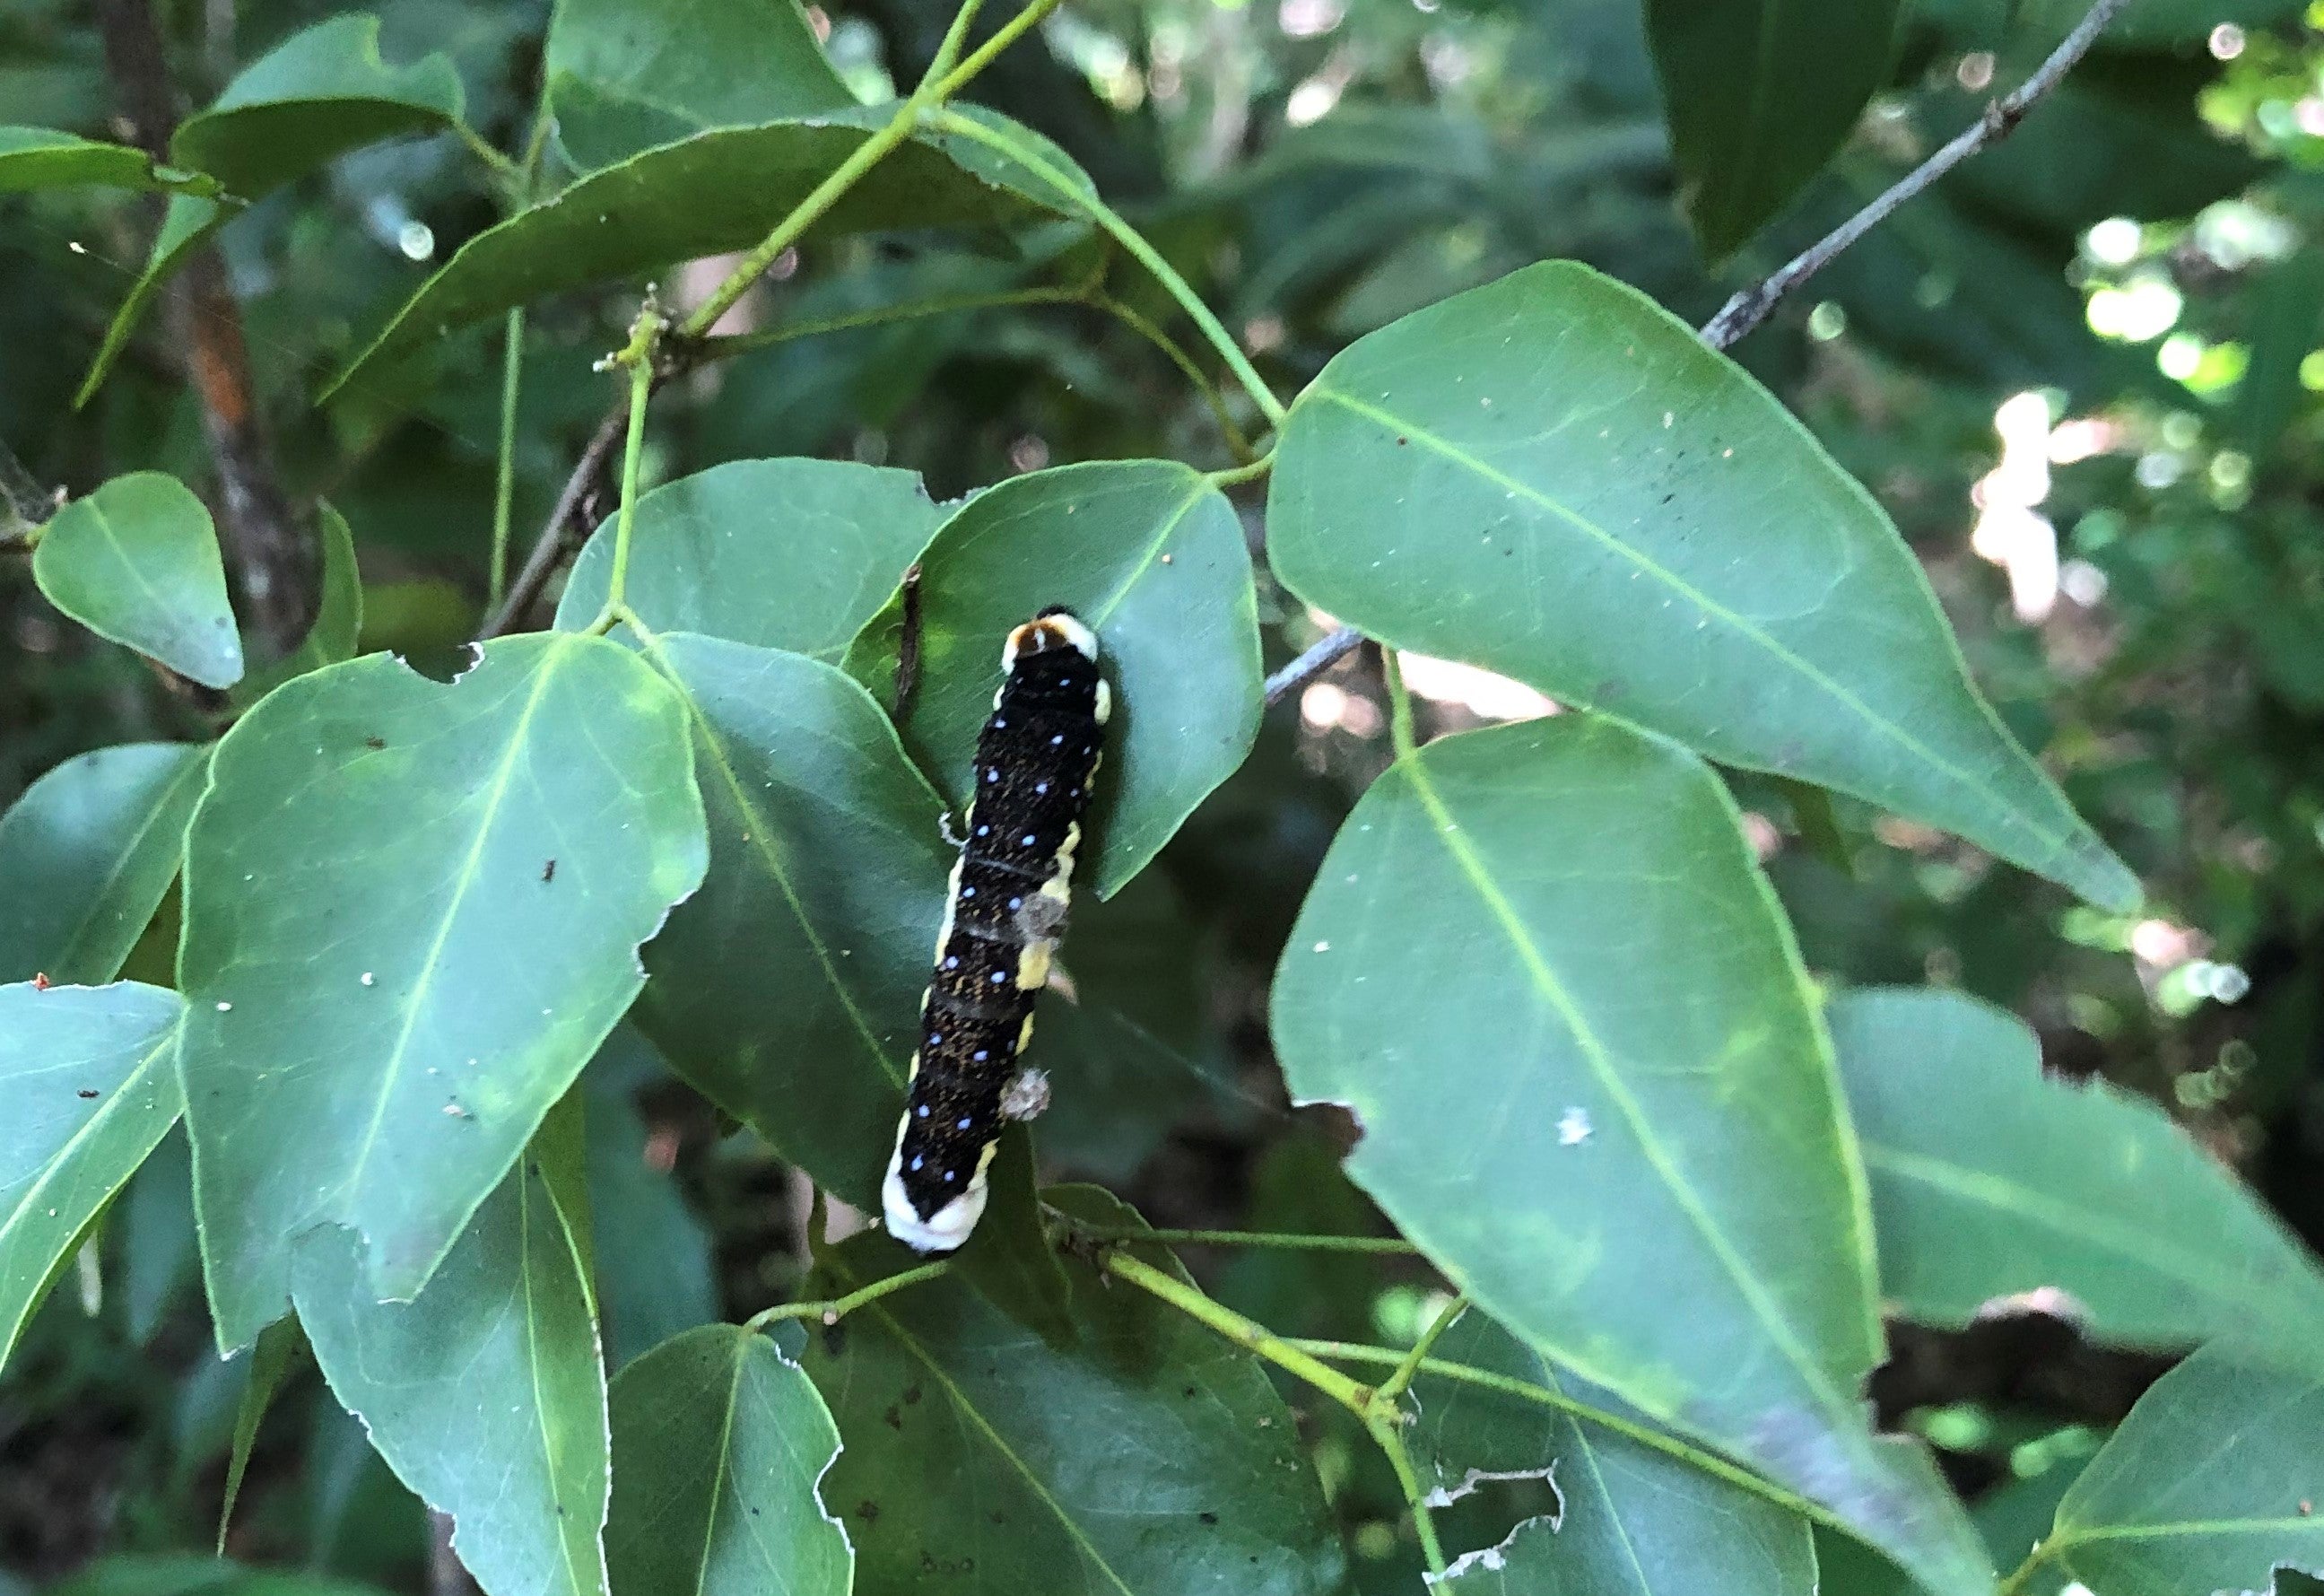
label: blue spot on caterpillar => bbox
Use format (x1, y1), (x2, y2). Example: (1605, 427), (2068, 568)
(882, 607), (1110, 1252)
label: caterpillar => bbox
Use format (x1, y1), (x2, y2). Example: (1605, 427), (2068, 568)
(881, 606), (1109, 1253)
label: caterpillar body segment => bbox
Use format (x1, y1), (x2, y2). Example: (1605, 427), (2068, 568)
(881, 608), (1108, 1252)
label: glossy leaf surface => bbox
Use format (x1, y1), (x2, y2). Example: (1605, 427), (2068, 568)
(1267, 261), (2136, 910)
(178, 635), (706, 1348)
(35, 474), (243, 689)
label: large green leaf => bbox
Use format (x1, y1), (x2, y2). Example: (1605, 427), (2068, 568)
(1266, 261), (2136, 911)
(1831, 989), (2324, 1371)
(297, 1152), (609, 1596)
(1270, 718), (1987, 1595)
(544, 0), (852, 172)
(170, 14), (465, 196)
(1414, 1313), (1817, 1594)
(0, 127), (215, 194)
(34, 474), (244, 689)
(846, 459), (1263, 899)
(0, 981), (183, 1371)
(555, 459), (944, 658)
(1646, 0), (1903, 260)
(178, 634), (707, 1350)
(627, 633), (944, 1208)
(326, 107), (1095, 398)
(796, 1189), (1346, 1594)
(2017, 1344), (2324, 1594)
(0, 742), (207, 986)
(605, 1325), (850, 1596)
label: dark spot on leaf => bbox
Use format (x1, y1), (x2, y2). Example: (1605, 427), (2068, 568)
(541, 859), (556, 883)
(77, 1088), (98, 1099)
(364, 736), (385, 749)
(1199, 1511), (1219, 1526)
(1183, 1386), (1197, 1398)
(883, 1404), (903, 1430)
(902, 1383), (922, 1405)
(821, 1321), (847, 1356)
(857, 1500), (880, 1522)
(1395, 436), (1407, 446)
(988, 1511), (1005, 1526)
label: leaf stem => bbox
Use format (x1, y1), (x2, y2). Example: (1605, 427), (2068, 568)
(585, 336), (657, 636)
(918, 0), (990, 86)
(1376, 1294), (1466, 1408)
(452, 119), (520, 185)
(1206, 449), (1275, 488)
(745, 1260), (953, 1330)
(930, 108), (1288, 429)
(1365, 1408), (1449, 1576)
(489, 307), (524, 611)
(1383, 648), (1418, 761)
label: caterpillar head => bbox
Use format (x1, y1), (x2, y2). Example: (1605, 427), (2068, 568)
(1003, 606), (1098, 667)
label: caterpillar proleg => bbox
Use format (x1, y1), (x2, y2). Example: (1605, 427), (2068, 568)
(881, 607), (1109, 1252)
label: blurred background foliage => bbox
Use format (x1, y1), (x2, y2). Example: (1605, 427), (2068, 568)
(5, 0), (2324, 1588)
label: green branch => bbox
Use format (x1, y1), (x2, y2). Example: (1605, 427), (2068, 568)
(584, 316), (660, 636)
(1377, 1294), (1466, 1408)
(1383, 649), (1418, 761)
(1060, 1219), (1414, 1253)
(745, 1260), (953, 1330)
(1098, 1247), (1445, 1574)
(929, 108), (1289, 430)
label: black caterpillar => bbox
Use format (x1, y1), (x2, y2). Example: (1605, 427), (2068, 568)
(881, 607), (1108, 1252)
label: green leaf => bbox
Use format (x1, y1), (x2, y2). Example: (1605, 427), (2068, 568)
(2023, 1344), (2324, 1594)
(582, 1028), (717, 1374)
(555, 459), (944, 658)
(118, 1128), (199, 1345)
(946, 1125), (1075, 1345)
(234, 503), (365, 709)
(626, 633), (945, 1209)
(1830, 987), (2324, 1371)
(178, 634), (707, 1350)
(75, 196), (225, 406)
(846, 459), (1263, 899)
(1269, 718), (1988, 1595)
(218, 1319), (309, 1551)
(605, 1324), (850, 1596)
(1266, 261), (2136, 911)
(796, 1188), (1346, 1594)
(1414, 1313), (1817, 1594)
(0, 742), (208, 986)
(170, 14), (465, 197)
(544, 0), (853, 172)
(1646, 0), (1904, 260)
(296, 1153), (609, 1596)
(0, 981), (184, 1372)
(0, 126), (215, 194)
(326, 107), (1095, 399)
(34, 474), (245, 689)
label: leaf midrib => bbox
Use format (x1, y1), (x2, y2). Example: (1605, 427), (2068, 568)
(1303, 384), (2085, 868)
(50, 748), (205, 980)
(342, 638), (573, 1206)
(1392, 748), (1859, 1417)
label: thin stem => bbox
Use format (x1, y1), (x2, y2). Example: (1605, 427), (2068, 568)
(918, 0), (990, 88)
(479, 400), (628, 639)
(1264, 625), (1362, 707)
(1365, 1410), (1448, 1576)
(928, 0), (1069, 100)
(745, 1260), (953, 1330)
(489, 308), (524, 611)
(677, 0), (1011, 344)
(1065, 1221), (1418, 1253)
(452, 119), (521, 185)
(1383, 648), (1417, 761)
(1699, 0), (2135, 350)
(1099, 1251), (1380, 1414)
(586, 351), (656, 636)
(1091, 290), (1258, 460)
(1286, 1339), (1839, 1535)
(1206, 449), (1274, 488)
(1376, 1294), (1467, 1408)
(931, 109), (1288, 429)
